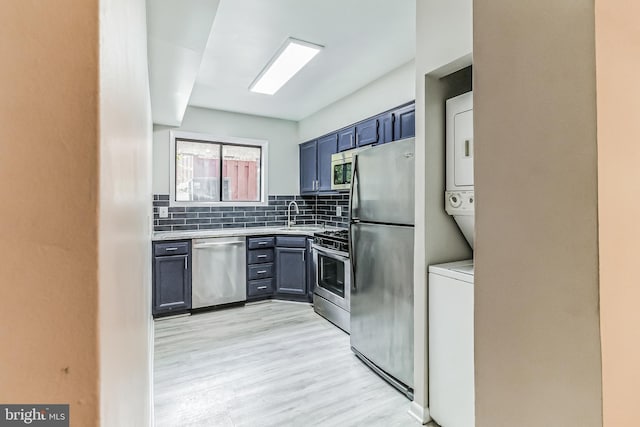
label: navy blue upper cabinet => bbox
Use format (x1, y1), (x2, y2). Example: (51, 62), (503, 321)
(393, 104), (416, 140)
(356, 117), (379, 147)
(379, 111), (394, 144)
(300, 102), (415, 194)
(299, 140), (317, 194)
(337, 127), (355, 152)
(300, 135), (338, 195)
(317, 134), (338, 192)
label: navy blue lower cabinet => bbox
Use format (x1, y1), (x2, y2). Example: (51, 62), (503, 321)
(246, 237), (275, 301)
(275, 237), (308, 300)
(152, 241), (191, 317)
(306, 238), (315, 299)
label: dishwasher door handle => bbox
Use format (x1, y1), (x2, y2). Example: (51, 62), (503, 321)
(193, 241), (244, 249)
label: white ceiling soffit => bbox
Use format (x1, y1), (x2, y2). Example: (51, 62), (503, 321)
(189, 0), (416, 121)
(147, 0), (221, 126)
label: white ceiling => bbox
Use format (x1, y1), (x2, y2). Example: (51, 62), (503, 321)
(147, 0), (221, 126)
(148, 0), (415, 125)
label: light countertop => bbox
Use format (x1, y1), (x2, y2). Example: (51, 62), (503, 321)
(152, 225), (336, 241)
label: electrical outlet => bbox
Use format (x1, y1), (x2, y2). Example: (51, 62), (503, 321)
(336, 206), (342, 217)
(159, 206), (169, 218)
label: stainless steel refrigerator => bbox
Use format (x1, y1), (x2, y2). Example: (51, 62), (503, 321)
(349, 137), (414, 398)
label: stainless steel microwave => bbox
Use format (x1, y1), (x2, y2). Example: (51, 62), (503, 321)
(331, 147), (370, 191)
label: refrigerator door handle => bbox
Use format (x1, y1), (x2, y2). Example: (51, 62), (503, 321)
(348, 154), (359, 288)
(349, 154), (359, 223)
(349, 222), (357, 291)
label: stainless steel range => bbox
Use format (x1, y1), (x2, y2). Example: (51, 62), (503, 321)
(312, 229), (350, 333)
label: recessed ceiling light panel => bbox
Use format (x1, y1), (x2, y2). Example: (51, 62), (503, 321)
(249, 37), (323, 95)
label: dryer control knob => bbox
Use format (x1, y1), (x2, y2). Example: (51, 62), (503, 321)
(449, 193), (462, 208)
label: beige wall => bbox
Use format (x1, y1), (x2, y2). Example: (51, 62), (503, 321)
(412, 0), (472, 421)
(0, 1), (152, 425)
(595, 1), (640, 425)
(0, 1), (100, 425)
(99, 0), (153, 424)
(474, 1), (603, 426)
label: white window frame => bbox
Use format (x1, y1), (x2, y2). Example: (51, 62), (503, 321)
(169, 130), (269, 207)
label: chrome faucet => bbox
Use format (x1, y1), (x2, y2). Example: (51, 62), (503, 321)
(287, 201), (300, 228)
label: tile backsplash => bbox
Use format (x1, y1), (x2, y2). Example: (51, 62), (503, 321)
(315, 194), (349, 228)
(153, 194), (349, 232)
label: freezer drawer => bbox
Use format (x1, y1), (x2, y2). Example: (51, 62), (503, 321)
(350, 222), (414, 388)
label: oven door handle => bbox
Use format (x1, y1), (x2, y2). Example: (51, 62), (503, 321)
(311, 244), (350, 262)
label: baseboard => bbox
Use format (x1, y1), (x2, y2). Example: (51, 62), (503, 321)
(408, 401), (432, 425)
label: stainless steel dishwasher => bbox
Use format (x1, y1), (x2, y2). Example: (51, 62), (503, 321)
(192, 237), (246, 309)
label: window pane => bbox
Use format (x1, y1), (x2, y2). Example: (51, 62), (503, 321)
(175, 140), (221, 202)
(222, 145), (261, 202)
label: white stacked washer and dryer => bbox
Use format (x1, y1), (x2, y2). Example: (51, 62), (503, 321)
(428, 91), (475, 427)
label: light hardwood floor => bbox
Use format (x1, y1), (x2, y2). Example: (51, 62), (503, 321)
(154, 300), (425, 426)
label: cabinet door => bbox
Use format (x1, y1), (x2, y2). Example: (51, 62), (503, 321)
(378, 112), (394, 144)
(337, 127), (355, 152)
(275, 247), (307, 295)
(317, 133), (338, 192)
(306, 238), (315, 299)
(153, 254), (190, 315)
(356, 117), (379, 147)
(393, 104), (415, 140)
(299, 140), (318, 194)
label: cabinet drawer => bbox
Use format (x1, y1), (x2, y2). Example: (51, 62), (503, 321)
(248, 236), (275, 249)
(275, 236), (307, 248)
(154, 241), (189, 257)
(248, 263), (274, 280)
(248, 249), (274, 264)
(248, 279), (274, 297)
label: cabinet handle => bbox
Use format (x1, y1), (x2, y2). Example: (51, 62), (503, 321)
(257, 270), (267, 274)
(258, 242), (268, 246)
(257, 286), (268, 290)
(165, 247), (178, 251)
(350, 135), (353, 147)
(356, 133), (359, 145)
(257, 255), (267, 259)
(184, 257), (188, 270)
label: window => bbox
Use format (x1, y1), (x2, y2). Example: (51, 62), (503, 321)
(170, 131), (268, 206)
